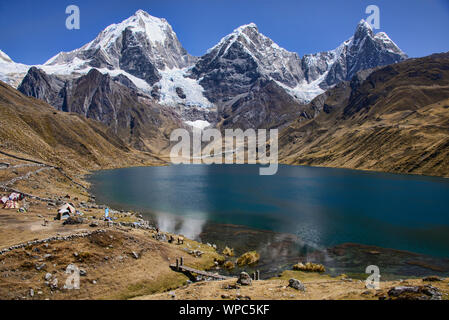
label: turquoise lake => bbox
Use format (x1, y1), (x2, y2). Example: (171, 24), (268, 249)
(88, 164), (449, 278)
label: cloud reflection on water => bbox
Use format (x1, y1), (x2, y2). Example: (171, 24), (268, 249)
(156, 211), (207, 240)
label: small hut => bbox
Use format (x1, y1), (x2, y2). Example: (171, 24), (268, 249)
(56, 203), (76, 220)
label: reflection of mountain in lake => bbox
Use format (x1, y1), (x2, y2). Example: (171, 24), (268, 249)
(156, 212), (207, 239)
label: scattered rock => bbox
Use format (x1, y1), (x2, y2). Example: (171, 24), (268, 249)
(131, 251), (139, 259)
(29, 289), (34, 297)
(387, 285), (442, 300)
(422, 276), (443, 282)
(50, 278), (58, 290)
(288, 278), (306, 291)
(221, 294), (230, 299)
(236, 293), (251, 300)
(362, 290), (374, 296)
(44, 273), (52, 281)
(35, 263), (46, 271)
(222, 283), (240, 290)
(63, 216), (84, 225)
(237, 272), (252, 286)
(79, 269), (87, 276)
(89, 222), (99, 228)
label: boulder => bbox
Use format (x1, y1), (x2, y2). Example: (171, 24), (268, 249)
(422, 276), (443, 282)
(288, 278), (306, 291)
(237, 272), (252, 286)
(50, 278), (58, 290)
(35, 263), (46, 271)
(387, 285), (442, 300)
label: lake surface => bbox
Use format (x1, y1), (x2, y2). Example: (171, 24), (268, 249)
(88, 164), (449, 278)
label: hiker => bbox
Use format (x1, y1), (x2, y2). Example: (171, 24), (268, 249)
(104, 207), (111, 221)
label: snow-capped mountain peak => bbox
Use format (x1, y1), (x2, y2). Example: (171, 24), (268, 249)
(1, 13), (408, 120)
(44, 9), (195, 85)
(0, 50), (13, 63)
(356, 19), (374, 34)
(0, 49), (30, 87)
(85, 9), (172, 51)
(192, 22), (305, 104)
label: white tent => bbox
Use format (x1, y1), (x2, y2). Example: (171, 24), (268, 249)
(56, 203), (76, 220)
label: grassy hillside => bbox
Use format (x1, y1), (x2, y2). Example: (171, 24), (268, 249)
(279, 52), (449, 177)
(0, 81), (163, 173)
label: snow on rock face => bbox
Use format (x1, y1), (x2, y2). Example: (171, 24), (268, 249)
(1, 12), (407, 123)
(190, 23), (305, 103)
(0, 50), (30, 87)
(44, 10), (195, 85)
(190, 19), (406, 106)
(0, 50), (13, 63)
(184, 120), (211, 130)
(302, 19), (407, 90)
(155, 68), (214, 108)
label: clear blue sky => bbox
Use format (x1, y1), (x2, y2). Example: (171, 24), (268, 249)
(1, 0), (448, 64)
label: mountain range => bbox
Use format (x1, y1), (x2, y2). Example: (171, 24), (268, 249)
(1, 10), (406, 131)
(279, 52), (449, 177)
(2, 10), (448, 177)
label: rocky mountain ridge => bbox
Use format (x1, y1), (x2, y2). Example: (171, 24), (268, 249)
(2, 10), (406, 124)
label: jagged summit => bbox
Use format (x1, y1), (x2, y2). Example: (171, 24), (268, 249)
(44, 9), (194, 84)
(85, 9), (173, 50)
(2, 12), (408, 124)
(356, 19), (374, 33)
(191, 21), (305, 104)
(301, 19), (407, 91)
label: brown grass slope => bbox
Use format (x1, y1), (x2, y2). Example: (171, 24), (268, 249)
(0, 81), (160, 172)
(279, 52), (449, 177)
